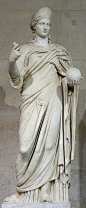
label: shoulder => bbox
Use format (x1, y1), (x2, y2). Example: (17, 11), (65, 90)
(50, 43), (69, 53)
(55, 43), (67, 52)
(20, 44), (31, 54)
(18, 43), (33, 63)
(55, 43), (72, 60)
(53, 43), (72, 66)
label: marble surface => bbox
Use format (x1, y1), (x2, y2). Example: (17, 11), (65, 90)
(2, 203), (70, 208)
(0, 1), (86, 208)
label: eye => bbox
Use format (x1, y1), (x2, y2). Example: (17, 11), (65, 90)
(47, 23), (50, 26)
(39, 22), (44, 25)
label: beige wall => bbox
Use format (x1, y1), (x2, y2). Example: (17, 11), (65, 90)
(0, 1), (86, 207)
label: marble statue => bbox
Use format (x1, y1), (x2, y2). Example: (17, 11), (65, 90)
(4, 7), (81, 204)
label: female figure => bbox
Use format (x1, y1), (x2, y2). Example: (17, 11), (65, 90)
(4, 7), (80, 203)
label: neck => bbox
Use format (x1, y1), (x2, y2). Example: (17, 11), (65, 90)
(35, 35), (49, 47)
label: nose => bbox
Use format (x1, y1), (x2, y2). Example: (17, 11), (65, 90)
(44, 24), (47, 30)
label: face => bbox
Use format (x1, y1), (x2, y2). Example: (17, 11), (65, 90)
(35, 18), (51, 38)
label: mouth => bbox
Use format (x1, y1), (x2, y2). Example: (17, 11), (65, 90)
(43, 30), (47, 33)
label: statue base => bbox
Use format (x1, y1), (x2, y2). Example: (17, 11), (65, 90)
(2, 203), (70, 208)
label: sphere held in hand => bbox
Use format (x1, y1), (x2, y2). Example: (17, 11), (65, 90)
(66, 67), (81, 82)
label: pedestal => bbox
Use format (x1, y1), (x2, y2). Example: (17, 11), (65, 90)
(2, 203), (70, 208)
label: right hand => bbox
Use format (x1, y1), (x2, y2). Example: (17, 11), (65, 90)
(9, 42), (21, 63)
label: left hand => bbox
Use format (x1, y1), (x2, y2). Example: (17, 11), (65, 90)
(71, 79), (80, 85)
(68, 79), (80, 87)
(66, 67), (82, 87)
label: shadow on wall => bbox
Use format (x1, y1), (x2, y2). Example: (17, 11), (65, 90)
(0, 86), (20, 115)
(79, 111), (86, 208)
(0, 86), (20, 205)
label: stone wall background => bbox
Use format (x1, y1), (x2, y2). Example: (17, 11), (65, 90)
(0, 0), (86, 208)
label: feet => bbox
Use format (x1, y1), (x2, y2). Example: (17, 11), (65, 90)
(3, 191), (52, 203)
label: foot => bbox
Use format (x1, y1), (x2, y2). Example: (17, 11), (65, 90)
(3, 193), (20, 203)
(40, 193), (52, 203)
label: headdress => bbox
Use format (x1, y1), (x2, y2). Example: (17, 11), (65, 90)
(30, 7), (52, 31)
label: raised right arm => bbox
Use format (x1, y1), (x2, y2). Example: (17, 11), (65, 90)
(9, 42), (21, 78)
(8, 42), (25, 89)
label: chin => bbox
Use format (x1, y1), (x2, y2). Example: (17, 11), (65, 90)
(41, 34), (48, 38)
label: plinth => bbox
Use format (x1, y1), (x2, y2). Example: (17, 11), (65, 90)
(2, 203), (70, 208)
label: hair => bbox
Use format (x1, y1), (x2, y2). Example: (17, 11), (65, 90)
(30, 7), (52, 44)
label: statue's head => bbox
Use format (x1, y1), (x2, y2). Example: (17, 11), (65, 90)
(30, 7), (52, 43)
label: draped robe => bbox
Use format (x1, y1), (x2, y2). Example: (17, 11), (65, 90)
(9, 43), (78, 202)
